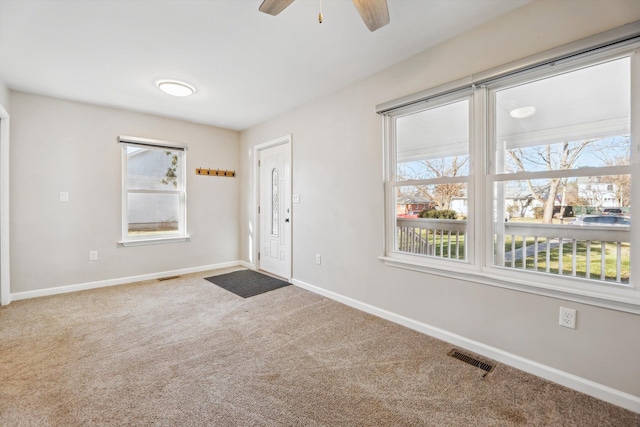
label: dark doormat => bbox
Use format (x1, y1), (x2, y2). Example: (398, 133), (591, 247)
(204, 269), (291, 298)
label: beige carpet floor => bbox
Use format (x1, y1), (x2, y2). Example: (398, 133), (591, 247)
(1, 268), (639, 426)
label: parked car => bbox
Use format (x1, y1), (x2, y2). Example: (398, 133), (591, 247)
(602, 208), (623, 215)
(570, 214), (630, 226)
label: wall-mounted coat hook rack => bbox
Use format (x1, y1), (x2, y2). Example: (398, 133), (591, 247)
(195, 168), (235, 178)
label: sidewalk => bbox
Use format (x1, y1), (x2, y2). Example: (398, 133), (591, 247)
(504, 238), (561, 262)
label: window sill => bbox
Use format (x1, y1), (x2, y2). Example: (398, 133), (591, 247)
(379, 255), (640, 314)
(119, 235), (190, 247)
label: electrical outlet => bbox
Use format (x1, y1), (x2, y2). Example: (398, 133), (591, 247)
(315, 254), (321, 265)
(89, 250), (98, 261)
(559, 307), (576, 329)
(60, 192), (69, 202)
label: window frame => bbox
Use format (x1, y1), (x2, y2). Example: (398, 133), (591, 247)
(118, 135), (189, 246)
(379, 29), (640, 314)
(483, 49), (636, 292)
(384, 90), (478, 271)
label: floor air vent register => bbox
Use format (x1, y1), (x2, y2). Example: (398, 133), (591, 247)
(448, 349), (495, 377)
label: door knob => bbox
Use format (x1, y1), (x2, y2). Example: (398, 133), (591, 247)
(285, 218), (290, 223)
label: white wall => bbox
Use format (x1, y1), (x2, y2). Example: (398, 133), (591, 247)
(10, 92), (240, 294)
(241, 0), (640, 404)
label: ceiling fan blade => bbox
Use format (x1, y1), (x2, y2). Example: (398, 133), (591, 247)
(352, 0), (390, 32)
(259, 0), (296, 16)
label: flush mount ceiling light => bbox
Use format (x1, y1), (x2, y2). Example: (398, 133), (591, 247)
(156, 80), (195, 97)
(509, 106), (536, 119)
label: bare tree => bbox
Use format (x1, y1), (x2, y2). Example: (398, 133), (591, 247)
(406, 156), (468, 211)
(585, 136), (631, 208)
(583, 183), (605, 210)
(507, 141), (591, 223)
(600, 156), (631, 207)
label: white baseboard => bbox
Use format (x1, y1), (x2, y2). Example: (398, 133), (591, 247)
(238, 260), (255, 270)
(292, 278), (640, 414)
(10, 261), (243, 302)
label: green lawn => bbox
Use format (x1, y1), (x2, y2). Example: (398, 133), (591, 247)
(398, 228), (629, 283)
(509, 240), (630, 283)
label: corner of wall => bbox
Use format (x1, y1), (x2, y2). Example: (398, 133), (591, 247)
(0, 80), (10, 112)
(0, 80), (11, 305)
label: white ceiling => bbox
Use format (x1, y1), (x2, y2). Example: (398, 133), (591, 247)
(0, 0), (531, 131)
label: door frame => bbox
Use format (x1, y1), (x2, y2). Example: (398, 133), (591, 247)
(0, 103), (10, 305)
(253, 134), (292, 281)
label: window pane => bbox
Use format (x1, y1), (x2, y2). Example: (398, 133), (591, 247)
(493, 176), (630, 284)
(127, 193), (180, 235)
(397, 184), (468, 216)
(397, 154), (469, 181)
(127, 146), (183, 190)
(396, 185), (467, 260)
(495, 175), (630, 220)
(396, 99), (469, 180)
(495, 58), (630, 174)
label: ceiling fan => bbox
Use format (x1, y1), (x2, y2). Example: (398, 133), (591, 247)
(259, 0), (390, 32)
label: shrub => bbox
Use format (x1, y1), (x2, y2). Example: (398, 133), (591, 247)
(506, 204), (519, 218)
(533, 207), (544, 219)
(419, 209), (458, 219)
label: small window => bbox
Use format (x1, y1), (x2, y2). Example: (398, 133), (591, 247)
(119, 136), (188, 244)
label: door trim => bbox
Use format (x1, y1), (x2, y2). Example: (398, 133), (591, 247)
(253, 134), (292, 281)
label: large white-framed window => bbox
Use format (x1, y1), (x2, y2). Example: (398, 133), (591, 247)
(487, 52), (633, 290)
(384, 91), (476, 272)
(119, 136), (188, 246)
(380, 29), (640, 312)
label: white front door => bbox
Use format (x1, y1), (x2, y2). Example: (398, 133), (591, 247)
(259, 141), (291, 279)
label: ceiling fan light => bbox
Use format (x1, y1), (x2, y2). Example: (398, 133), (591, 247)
(509, 106), (536, 119)
(156, 80), (196, 97)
